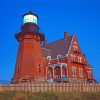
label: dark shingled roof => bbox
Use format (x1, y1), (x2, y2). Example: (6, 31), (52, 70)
(41, 47), (52, 58)
(42, 35), (73, 58)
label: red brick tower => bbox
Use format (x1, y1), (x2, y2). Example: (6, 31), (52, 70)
(12, 11), (45, 83)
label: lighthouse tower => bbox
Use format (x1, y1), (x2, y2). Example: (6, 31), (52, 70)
(12, 11), (45, 83)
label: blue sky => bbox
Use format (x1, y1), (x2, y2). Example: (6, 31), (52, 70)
(0, 0), (100, 83)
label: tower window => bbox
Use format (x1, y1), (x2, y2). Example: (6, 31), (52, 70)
(35, 35), (38, 42)
(38, 64), (41, 74)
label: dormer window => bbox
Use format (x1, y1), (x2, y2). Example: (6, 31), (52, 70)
(57, 55), (61, 63)
(57, 55), (61, 59)
(47, 56), (51, 64)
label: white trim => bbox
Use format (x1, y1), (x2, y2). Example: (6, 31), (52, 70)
(46, 67), (48, 79)
(43, 55), (67, 60)
(67, 35), (75, 55)
(79, 68), (83, 77)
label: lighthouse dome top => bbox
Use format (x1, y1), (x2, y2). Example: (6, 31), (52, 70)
(23, 11), (38, 24)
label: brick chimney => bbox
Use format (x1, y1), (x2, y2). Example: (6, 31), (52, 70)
(64, 32), (68, 39)
(43, 40), (47, 46)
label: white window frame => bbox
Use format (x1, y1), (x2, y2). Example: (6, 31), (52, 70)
(47, 56), (51, 64)
(73, 45), (78, 51)
(57, 55), (62, 63)
(79, 68), (83, 77)
(88, 71), (92, 78)
(57, 55), (62, 59)
(78, 56), (82, 63)
(70, 54), (76, 61)
(72, 66), (76, 77)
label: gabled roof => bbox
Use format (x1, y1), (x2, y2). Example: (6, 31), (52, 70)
(42, 35), (73, 58)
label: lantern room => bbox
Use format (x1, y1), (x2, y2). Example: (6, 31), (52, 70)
(23, 11), (38, 24)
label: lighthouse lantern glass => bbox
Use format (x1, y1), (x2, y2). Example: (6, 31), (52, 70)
(23, 14), (37, 24)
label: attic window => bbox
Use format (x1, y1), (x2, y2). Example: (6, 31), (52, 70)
(73, 45), (78, 51)
(74, 41), (77, 45)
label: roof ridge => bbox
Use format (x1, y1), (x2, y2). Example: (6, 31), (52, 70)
(43, 35), (74, 46)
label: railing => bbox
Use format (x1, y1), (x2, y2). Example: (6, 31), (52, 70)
(0, 83), (100, 92)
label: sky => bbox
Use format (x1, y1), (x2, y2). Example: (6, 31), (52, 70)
(0, 0), (100, 83)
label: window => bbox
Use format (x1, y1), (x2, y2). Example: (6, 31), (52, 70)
(74, 41), (77, 45)
(70, 54), (76, 61)
(88, 71), (92, 78)
(35, 35), (38, 42)
(57, 55), (61, 62)
(72, 67), (76, 77)
(79, 68), (83, 77)
(78, 56), (82, 63)
(57, 55), (61, 59)
(38, 64), (41, 74)
(73, 45), (78, 51)
(47, 56), (51, 64)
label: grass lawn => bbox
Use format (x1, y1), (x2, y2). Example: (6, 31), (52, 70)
(0, 92), (100, 100)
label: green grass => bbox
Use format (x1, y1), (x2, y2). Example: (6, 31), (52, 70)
(0, 92), (100, 100)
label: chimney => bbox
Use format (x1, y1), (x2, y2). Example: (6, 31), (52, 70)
(64, 32), (68, 39)
(43, 40), (47, 46)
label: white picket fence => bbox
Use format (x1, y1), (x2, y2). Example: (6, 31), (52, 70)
(0, 83), (100, 92)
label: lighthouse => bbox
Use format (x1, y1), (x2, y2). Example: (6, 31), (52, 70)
(12, 11), (45, 83)
(12, 11), (94, 84)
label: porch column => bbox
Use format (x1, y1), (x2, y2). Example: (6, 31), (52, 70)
(60, 65), (63, 79)
(66, 64), (68, 78)
(46, 67), (48, 79)
(53, 66), (55, 79)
